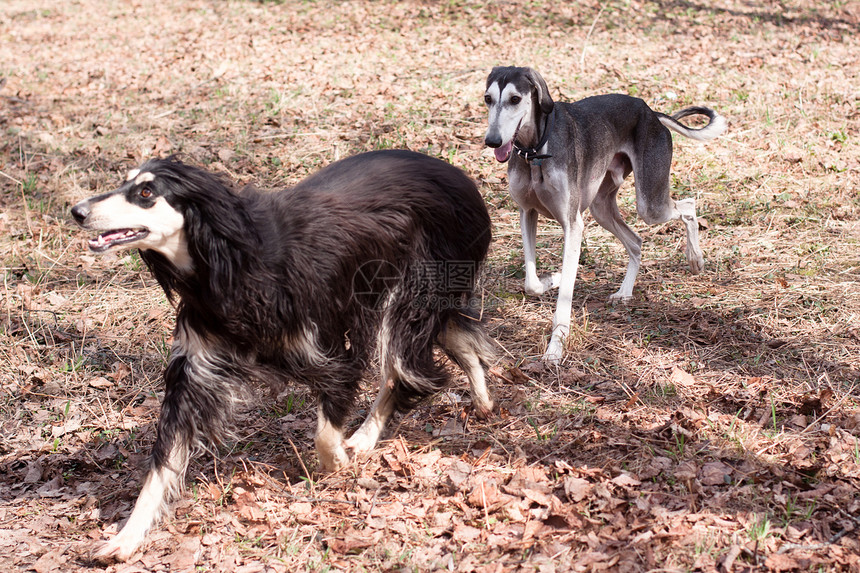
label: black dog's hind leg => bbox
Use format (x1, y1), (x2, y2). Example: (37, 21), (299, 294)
(94, 328), (243, 562)
(346, 294), (495, 454)
(345, 287), (452, 454)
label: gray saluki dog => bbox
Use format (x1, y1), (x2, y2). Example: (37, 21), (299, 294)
(483, 66), (726, 363)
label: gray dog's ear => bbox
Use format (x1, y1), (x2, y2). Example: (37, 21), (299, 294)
(525, 68), (554, 114)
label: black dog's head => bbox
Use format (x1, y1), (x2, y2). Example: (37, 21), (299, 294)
(72, 158), (256, 271)
(71, 159), (195, 266)
(72, 158), (266, 311)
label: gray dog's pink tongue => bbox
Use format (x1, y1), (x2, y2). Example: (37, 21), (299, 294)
(494, 141), (513, 163)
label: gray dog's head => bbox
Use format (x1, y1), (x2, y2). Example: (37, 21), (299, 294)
(483, 66), (554, 162)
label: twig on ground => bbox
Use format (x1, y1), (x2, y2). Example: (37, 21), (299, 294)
(364, 487), (380, 523)
(580, 3), (607, 73)
(288, 438), (314, 496)
(0, 169), (22, 185)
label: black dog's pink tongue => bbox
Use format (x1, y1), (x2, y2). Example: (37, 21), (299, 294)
(494, 141), (513, 163)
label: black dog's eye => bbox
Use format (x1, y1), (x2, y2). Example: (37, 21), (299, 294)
(140, 188), (152, 198)
(510, 95), (522, 105)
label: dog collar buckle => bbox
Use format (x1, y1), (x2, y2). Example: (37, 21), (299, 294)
(513, 145), (552, 166)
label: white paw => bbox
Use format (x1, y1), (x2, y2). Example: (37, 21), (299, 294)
(524, 272), (561, 296)
(543, 338), (564, 365)
(471, 397), (494, 420)
(524, 280), (545, 296)
(92, 531), (143, 563)
(344, 430), (377, 454)
(608, 291), (633, 303)
(687, 247), (704, 275)
(317, 444), (350, 472)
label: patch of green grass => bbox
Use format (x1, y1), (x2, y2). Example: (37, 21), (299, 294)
(731, 88), (750, 102)
(60, 355), (86, 373)
(746, 513), (773, 543)
(216, 472), (236, 506)
(22, 173), (38, 194)
(270, 393), (306, 417)
(122, 251), (144, 271)
(828, 128), (847, 144)
(235, 532), (266, 549)
(528, 418), (557, 441)
(770, 393), (780, 433)
(493, 287), (525, 301)
(780, 493), (815, 525)
(666, 430), (686, 460)
(561, 398), (596, 418)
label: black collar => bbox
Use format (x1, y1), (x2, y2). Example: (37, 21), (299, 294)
(513, 109), (554, 166)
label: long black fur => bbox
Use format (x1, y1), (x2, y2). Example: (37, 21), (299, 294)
(132, 150), (492, 468)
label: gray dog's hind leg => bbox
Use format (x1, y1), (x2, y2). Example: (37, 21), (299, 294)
(633, 133), (704, 276)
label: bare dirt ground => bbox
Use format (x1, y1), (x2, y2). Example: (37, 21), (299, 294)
(1, 0), (859, 571)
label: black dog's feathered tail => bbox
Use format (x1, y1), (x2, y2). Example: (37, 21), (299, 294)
(438, 308), (495, 416)
(376, 262), (495, 415)
(658, 106), (727, 142)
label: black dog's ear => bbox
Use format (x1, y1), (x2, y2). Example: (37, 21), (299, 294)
(156, 162), (261, 308)
(182, 196), (255, 304)
(525, 68), (554, 115)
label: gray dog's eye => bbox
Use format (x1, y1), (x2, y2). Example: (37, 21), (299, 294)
(484, 94), (492, 105)
(510, 95), (522, 105)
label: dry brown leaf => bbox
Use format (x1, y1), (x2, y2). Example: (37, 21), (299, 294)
(610, 473), (641, 488)
(238, 501), (266, 522)
(24, 461), (43, 484)
(563, 477), (592, 503)
(452, 523), (482, 543)
(674, 461), (698, 482)
(699, 461), (733, 486)
(327, 528), (383, 554)
(669, 366), (697, 388)
(32, 549), (66, 573)
(467, 481), (512, 511)
(110, 362), (132, 383)
(87, 376), (113, 389)
(288, 501), (313, 516)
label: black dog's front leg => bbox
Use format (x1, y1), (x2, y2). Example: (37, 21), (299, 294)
(95, 337), (241, 561)
(315, 381), (362, 471)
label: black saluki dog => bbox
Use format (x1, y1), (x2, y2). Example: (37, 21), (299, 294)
(72, 150), (494, 560)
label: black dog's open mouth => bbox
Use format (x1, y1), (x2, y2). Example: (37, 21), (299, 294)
(88, 228), (149, 252)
